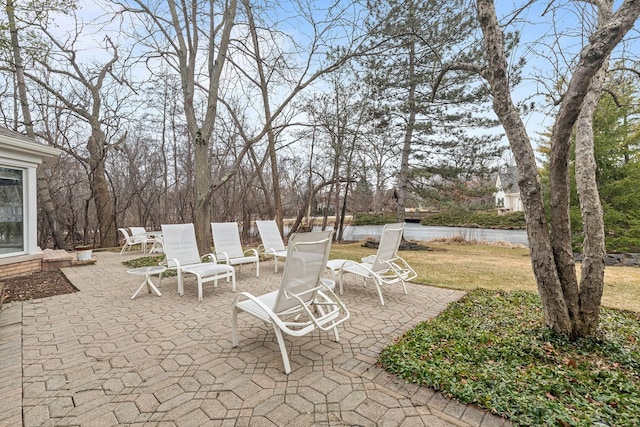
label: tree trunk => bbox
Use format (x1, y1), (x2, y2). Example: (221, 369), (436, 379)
(396, 40), (416, 223)
(246, 2), (283, 231)
(87, 131), (117, 247)
(477, 0), (572, 333)
(573, 3), (611, 336)
(193, 135), (212, 252)
(476, 0), (640, 337)
(6, 0), (67, 249)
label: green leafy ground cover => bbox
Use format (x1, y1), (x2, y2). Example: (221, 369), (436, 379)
(124, 255), (175, 277)
(379, 289), (640, 426)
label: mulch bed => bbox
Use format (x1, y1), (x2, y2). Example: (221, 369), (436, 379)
(1, 269), (78, 304)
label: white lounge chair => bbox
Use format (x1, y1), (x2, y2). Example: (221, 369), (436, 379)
(211, 222), (259, 276)
(256, 220), (288, 272)
(119, 227), (147, 254)
(118, 228), (135, 255)
(161, 223), (236, 301)
(129, 226), (154, 253)
(232, 230), (349, 374)
(326, 223), (417, 306)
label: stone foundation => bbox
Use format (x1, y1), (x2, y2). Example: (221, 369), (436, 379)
(0, 254), (43, 279)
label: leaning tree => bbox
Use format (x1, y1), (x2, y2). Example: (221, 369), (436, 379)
(468, 0), (640, 338)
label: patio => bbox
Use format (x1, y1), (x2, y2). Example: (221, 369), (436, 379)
(0, 251), (510, 426)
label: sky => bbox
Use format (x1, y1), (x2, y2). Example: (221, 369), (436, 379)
(13, 0), (640, 151)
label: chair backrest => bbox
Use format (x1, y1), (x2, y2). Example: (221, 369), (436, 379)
(256, 220), (286, 252)
(161, 223), (202, 266)
(273, 230), (332, 314)
(129, 226), (147, 243)
(211, 222), (245, 259)
(118, 228), (131, 240)
(370, 223), (405, 272)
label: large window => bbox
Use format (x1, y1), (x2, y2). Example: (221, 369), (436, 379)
(0, 166), (24, 256)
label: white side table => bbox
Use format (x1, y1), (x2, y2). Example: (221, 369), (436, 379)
(127, 266), (166, 299)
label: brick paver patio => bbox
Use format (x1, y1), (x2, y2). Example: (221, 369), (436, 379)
(0, 251), (511, 426)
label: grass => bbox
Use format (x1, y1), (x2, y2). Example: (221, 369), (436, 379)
(330, 240), (640, 313)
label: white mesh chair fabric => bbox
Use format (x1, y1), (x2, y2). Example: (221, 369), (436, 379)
(256, 220), (288, 272)
(211, 222), (259, 276)
(129, 226), (154, 253)
(326, 223), (417, 306)
(232, 230), (350, 374)
(161, 223), (236, 301)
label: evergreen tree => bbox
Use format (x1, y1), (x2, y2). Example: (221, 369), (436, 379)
(360, 0), (503, 215)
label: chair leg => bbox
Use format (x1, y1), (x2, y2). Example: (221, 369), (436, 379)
(274, 257), (279, 273)
(231, 308), (239, 347)
(273, 326), (291, 374)
(374, 279), (385, 306)
(401, 280), (408, 295)
(196, 275), (203, 302)
(177, 271), (184, 296)
(332, 326), (340, 341)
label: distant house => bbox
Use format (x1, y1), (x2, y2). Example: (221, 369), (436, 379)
(0, 128), (61, 278)
(495, 166), (523, 214)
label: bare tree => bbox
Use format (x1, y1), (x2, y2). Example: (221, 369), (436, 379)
(473, 0), (640, 337)
(4, 0), (69, 249)
(1, 3), (134, 247)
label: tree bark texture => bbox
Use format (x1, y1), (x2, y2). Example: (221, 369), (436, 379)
(87, 130), (117, 247)
(476, 0), (572, 333)
(476, 0), (640, 337)
(165, 0), (237, 253)
(573, 2), (612, 336)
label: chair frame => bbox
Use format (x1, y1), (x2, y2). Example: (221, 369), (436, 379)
(161, 223), (236, 301)
(129, 226), (154, 254)
(327, 223), (417, 306)
(118, 228), (143, 255)
(256, 220), (288, 272)
(232, 230), (349, 374)
(211, 222), (259, 276)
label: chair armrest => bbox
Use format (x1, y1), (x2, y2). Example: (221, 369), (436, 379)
(201, 253), (218, 263)
(164, 257), (181, 270)
(215, 251), (230, 263)
(244, 248), (259, 258)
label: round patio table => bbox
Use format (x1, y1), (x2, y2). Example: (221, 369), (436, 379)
(127, 265), (166, 299)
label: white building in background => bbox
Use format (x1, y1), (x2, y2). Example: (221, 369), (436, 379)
(0, 128), (61, 278)
(495, 166), (523, 214)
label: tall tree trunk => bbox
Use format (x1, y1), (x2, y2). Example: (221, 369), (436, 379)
(6, 0), (67, 249)
(396, 40), (416, 223)
(245, 1), (283, 231)
(476, 0), (572, 333)
(87, 130), (117, 247)
(193, 135), (212, 252)
(476, 0), (640, 337)
(573, 3), (612, 336)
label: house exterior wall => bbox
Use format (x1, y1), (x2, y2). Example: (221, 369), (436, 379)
(495, 170), (524, 214)
(0, 128), (60, 277)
